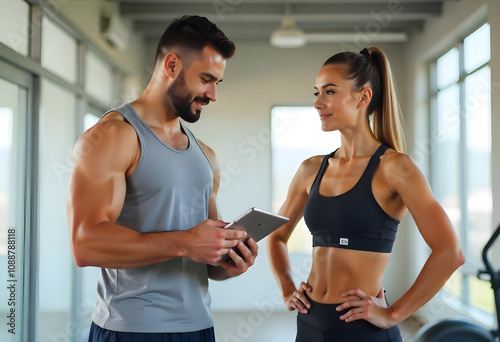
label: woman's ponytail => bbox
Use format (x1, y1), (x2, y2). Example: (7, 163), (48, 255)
(323, 47), (405, 152)
(368, 47), (405, 153)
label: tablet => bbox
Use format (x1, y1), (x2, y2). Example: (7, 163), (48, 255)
(218, 207), (289, 264)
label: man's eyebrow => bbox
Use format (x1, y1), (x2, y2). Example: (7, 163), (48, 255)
(314, 83), (338, 90)
(201, 72), (223, 83)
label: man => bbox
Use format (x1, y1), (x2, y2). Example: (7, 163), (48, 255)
(67, 15), (258, 341)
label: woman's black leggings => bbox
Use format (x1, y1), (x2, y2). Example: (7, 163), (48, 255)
(296, 297), (402, 342)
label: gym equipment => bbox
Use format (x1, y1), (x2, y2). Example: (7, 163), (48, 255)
(414, 223), (500, 342)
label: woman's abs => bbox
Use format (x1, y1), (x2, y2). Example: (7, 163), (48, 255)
(306, 246), (391, 303)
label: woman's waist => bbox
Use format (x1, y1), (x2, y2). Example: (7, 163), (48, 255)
(306, 265), (384, 304)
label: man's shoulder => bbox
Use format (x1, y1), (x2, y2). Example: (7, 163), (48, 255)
(84, 112), (136, 142)
(75, 111), (138, 161)
(196, 139), (214, 156)
(196, 139), (218, 169)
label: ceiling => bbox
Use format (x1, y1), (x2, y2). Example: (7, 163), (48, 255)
(110, 0), (455, 46)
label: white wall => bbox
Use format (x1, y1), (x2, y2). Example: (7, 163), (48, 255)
(53, 0), (147, 105)
(54, 0), (144, 74)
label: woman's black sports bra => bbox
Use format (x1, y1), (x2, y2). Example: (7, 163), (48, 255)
(303, 144), (400, 253)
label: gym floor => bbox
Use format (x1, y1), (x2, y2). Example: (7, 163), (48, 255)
(213, 311), (423, 342)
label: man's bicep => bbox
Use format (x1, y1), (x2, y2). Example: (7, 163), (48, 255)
(198, 140), (221, 220)
(68, 126), (133, 229)
(69, 165), (126, 227)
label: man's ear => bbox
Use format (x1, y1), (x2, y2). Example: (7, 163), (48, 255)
(163, 52), (182, 79)
(359, 87), (373, 109)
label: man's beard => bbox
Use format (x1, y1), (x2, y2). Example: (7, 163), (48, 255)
(166, 70), (209, 123)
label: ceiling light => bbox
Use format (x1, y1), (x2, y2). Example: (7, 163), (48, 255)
(305, 32), (408, 44)
(270, 4), (306, 48)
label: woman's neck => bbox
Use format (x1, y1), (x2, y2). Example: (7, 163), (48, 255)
(338, 129), (380, 161)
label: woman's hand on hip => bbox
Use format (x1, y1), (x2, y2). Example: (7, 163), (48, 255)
(336, 287), (397, 329)
(284, 282), (313, 314)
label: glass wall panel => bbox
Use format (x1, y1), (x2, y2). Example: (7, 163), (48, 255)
(432, 22), (492, 313)
(469, 277), (494, 314)
(444, 271), (463, 301)
(38, 78), (77, 341)
(84, 113), (100, 131)
(465, 67), (492, 266)
(0, 77), (27, 342)
(41, 17), (78, 84)
(437, 48), (459, 90)
(0, 0), (29, 56)
(85, 50), (114, 106)
(76, 110), (102, 341)
(464, 23), (490, 73)
(271, 106), (340, 254)
(435, 84), (461, 233)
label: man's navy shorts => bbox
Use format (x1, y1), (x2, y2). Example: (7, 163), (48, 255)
(88, 322), (216, 342)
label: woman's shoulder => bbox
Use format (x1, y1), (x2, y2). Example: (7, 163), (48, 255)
(284, 154), (330, 195)
(300, 154), (329, 172)
(380, 147), (415, 167)
(379, 147), (422, 185)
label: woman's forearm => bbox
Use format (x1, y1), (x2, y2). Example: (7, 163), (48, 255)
(389, 245), (465, 325)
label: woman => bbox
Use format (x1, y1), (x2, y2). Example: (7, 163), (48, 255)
(267, 47), (465, 342)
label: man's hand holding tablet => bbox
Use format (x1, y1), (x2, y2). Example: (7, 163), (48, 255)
(216, 207), (289, 265)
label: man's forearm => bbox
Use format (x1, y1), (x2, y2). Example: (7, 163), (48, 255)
(71, 221), (187, 269)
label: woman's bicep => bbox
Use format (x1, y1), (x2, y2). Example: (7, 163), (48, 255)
(273, 159), (319, 243)
(388, 154), (458, 250)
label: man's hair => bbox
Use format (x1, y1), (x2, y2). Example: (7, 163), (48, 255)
(154, 15), (235, 66)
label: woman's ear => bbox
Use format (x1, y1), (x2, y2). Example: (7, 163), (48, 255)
(359, 87), (373, 109)
(163, 53), (182, 79)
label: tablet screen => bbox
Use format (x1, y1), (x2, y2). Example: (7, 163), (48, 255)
(225, 207), (289, 242)
(217, 207), (289, 264)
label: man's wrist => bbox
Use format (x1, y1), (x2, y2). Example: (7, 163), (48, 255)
(171, 230), (190, 258)
(147, 230), (188, 259)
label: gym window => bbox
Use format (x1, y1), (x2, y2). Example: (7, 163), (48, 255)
(270, 106), (340, 254)
(429, 23), (493, 315)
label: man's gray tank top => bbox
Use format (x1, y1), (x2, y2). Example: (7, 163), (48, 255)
(92, 103), (214, 333)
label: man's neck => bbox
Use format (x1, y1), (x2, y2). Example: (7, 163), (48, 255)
(129, 96), (181, 133)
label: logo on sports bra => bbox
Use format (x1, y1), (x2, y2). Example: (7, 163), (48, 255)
(339, 238), (349, 246)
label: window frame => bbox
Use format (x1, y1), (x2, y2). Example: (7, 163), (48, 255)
(270, 105), (341, 255)
(0, 1), (123, 340)
(429, 22), (492, 315)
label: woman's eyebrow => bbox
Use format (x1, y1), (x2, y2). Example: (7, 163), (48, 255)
(314, 83), (339, 90)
